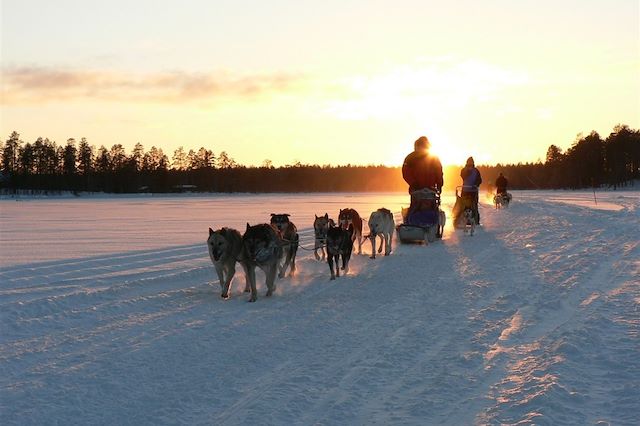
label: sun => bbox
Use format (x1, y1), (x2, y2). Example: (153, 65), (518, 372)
(384, 134), (465, 168)
(428, 138), (465, 167)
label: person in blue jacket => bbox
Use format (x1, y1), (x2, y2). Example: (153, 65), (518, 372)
(460, 156), (482, 224)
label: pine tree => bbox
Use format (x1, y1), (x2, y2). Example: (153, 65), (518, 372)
(2, 131), (21, 174)
(77, 138), (94, 175)
(19, 142), (34, 174)
(63, 138), (77, 175)
(172, 146), (188, 171)
(131, 143), (144, 172)
(96, 146), (110, 173)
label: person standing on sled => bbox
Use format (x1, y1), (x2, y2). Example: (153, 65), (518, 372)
(402, 136), (444, 237)
(460, 156), (482, 224)
(402, 136), (443, 194)
(495, 172), (508, 195)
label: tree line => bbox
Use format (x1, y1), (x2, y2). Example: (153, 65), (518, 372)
(1, 124), (638, 194)
(476, 124), (639, 191)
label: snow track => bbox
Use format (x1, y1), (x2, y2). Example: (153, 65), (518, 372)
(1, 191), (638, 425)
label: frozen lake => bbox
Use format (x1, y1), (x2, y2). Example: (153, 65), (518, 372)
(1, 190), (639, 425)
(0, 192), (413, 267)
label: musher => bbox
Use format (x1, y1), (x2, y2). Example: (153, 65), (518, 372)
(495, 172), (508, 195)
(460, 156), (482, 224)
(402, 136), (443, 194)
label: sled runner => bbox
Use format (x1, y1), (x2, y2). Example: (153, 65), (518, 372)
(397, 188), (446, 244)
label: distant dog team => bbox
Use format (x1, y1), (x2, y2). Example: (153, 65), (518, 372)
(493, 192), (512, 209)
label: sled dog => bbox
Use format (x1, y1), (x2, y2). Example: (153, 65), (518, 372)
(313, 213), (335, 261)
(270, 213), (299, 278)
(462, 208), (476, 236)
(368, 208), (395, 259)
(241, 223), (283, 302)
(338, 208), (363, 254)
(326, 223), (354, 280)
(493, 193), (511, 209)
(207, 227), (247, 298)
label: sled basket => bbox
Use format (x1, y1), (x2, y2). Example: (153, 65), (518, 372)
(397, 224), (437, 244)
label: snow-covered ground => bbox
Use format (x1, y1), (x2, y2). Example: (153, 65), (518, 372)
(1, 191), (638, 425)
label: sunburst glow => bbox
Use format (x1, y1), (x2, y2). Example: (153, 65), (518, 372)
(1, 1), (637, 167)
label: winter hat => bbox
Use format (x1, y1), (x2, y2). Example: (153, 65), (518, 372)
(414, 136), (430, 150)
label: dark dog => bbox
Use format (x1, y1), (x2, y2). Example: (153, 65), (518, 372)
(241, 223), (283, 302)
(338, 208), (363, 254)
(326, 223), (354, 280)
(313, 213), (335, 261)
(269, 213), (299, 278)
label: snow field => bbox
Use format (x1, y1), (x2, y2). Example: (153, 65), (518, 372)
(1, 191), (638, 425)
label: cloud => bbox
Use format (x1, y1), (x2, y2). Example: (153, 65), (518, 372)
(322, 60), (532, 121)
(1, 66), (305, 104)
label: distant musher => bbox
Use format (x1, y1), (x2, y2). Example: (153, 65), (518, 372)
(495, 172), (508, 195)
(460, 156), (482, 225)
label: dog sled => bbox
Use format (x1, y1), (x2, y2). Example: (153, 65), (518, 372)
(397, 188), (446, 244)
(452, 186), (479, 229)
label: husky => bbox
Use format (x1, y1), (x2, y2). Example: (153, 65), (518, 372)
(368, 208), (395, 259)
(493, 192), (512, 209)
(207, 227), (247, 299)
(338, 208), (363, 254)
(241, 223), (284, 302)
(270, 213), (299, 278)
(313, 213), (335, 261)
(326, 223), (354, 280)
(462, 208), (476, 236)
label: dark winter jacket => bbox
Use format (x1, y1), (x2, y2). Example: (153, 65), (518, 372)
(402, 150), (443, 193)
(496, 175), (508, 193)
(460, 166), (482, 192)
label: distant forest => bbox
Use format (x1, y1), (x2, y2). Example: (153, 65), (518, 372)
(1, 124), (638, 194)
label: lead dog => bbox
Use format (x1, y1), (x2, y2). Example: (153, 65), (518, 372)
(241, 223), (283, 302)
(313, 213), (335, 261)
(338, 208), (363, 254)
(326, 223), (354, 280)
(462, 208), (476, 236)
(368, 208), (395, 259)
(207, 227), (247, 299)
(270, 213), (299, 278)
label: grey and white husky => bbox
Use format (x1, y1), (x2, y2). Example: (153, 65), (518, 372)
(241, 223), (284, 302)
(270, 213), (299, 278)
(462, 208), (476, 236)
(207, 227), (246, 299)
(368, 208), (395, 259)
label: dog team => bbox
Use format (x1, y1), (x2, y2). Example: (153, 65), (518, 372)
(207, 207), (395, 302)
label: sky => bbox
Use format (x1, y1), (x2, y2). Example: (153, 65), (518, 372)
(1, 0), (639, 167)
